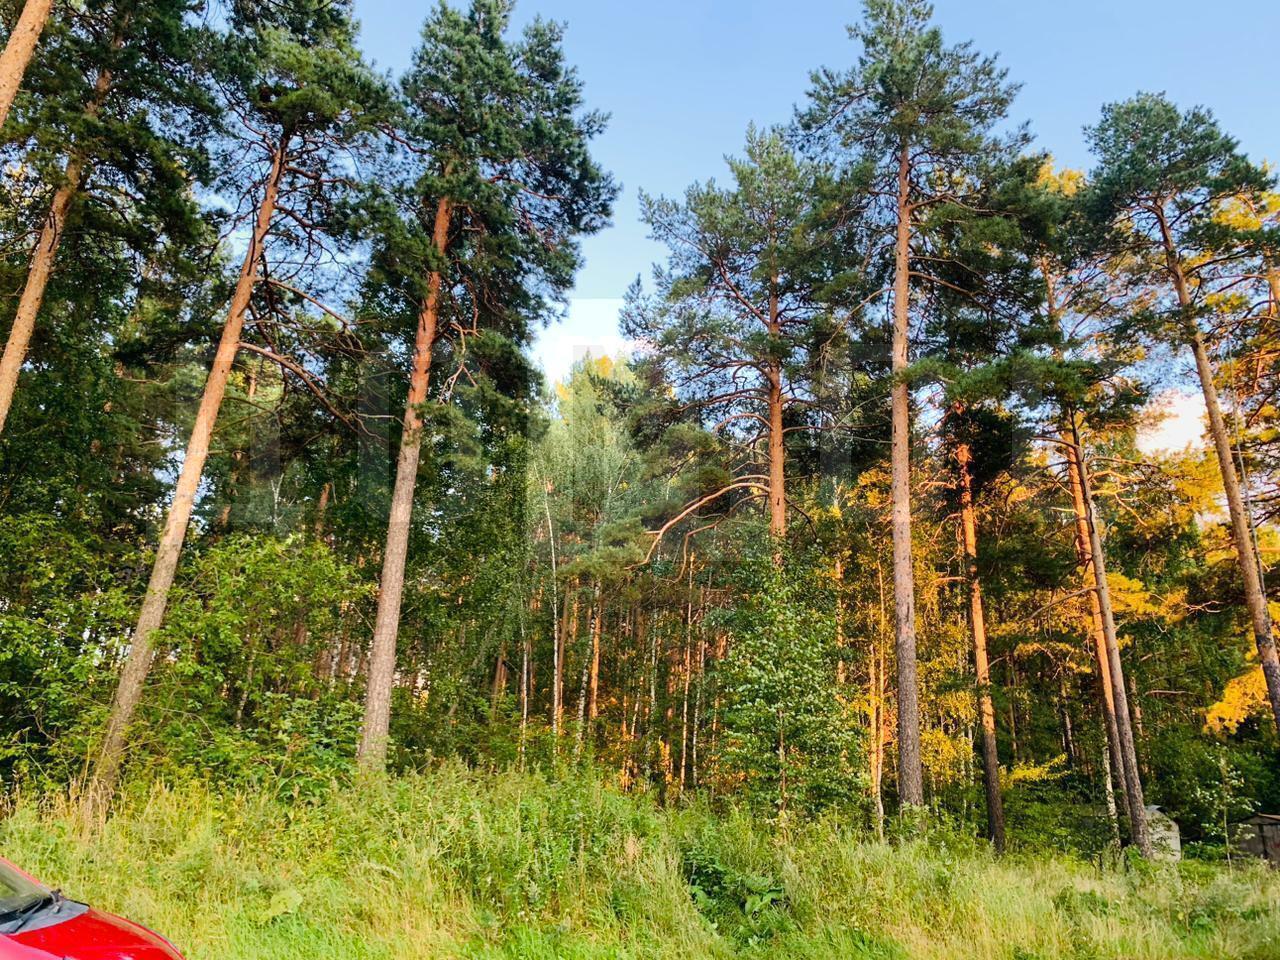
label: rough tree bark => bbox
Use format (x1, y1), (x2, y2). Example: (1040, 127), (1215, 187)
(1070, 417), (1152, 857)
(0, 55), (116, 434)
(357, 195), (454, 773)
(0, 0), (55, 130)
(891, 140), (924, 807)
(1155, 212), (1280, 734)
(85, 137), (288, 814)
(955, 437), (1006, 852)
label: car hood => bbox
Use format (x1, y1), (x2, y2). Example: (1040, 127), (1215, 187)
(2, 907), (183, 960)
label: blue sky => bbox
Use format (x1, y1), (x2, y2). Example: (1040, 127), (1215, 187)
(351, 0), (1280, 383)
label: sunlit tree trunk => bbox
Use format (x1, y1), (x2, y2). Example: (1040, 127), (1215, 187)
(587, 603), (601, 722)
(0, 56), (116, 434)
(1064, 432), (1131, 821)
(0, 0), (55, 130)
(86, 136), (288, 814)
(357, 196), (454, 773)
(871, 558), (889, 838)
(1154, 211), (1280, 733)
(955, 438), (1005, 852)
(891, 140), (923, 807)
(1069, 417), (1152, 857)
(678, 563), (694, 794)
(766, 274), (786, 543)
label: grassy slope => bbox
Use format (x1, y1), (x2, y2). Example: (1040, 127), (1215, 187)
(2, 767), (1278, 960)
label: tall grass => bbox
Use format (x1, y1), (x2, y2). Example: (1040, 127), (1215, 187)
(2, 766), (1277, 959)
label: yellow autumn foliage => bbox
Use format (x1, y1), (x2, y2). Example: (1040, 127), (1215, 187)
(1205, 665), (1269, 735)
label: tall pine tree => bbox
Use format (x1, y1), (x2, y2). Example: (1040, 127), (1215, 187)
(355, 0), (614, 772)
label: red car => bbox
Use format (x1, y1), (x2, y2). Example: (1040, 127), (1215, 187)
(0, 856), (184, 959)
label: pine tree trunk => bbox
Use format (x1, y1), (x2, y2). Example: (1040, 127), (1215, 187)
(767, 363), (786, 541)
(1064, 431), (1131, 818)
(678, 565), (694, 794)
(871, 559), (888, 838)
(356, 195), (453, 773)
(1070, 418), (1152, 857)
(0, 0), (54, 130)
(1188, 329), (1280, 726)
(0, 55), (116, 434)
(891, 141), (923, 807)
(955, 439), (1005, 852)
(85, 136), (288, 815)
(765, 271), (786, 543)
(1158, 217), (1280, 733)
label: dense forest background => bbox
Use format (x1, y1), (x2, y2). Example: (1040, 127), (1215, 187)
(0, 0), (1278, 879)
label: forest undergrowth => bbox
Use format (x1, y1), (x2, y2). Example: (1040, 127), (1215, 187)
(3, 765), (1278, 960)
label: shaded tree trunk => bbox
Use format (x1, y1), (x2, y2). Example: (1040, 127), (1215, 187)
(955, 439), (1005, 853)
(0, 0), (54, 130)
(891, 140), (923, 807)
(357, 195), (454, 772)
(85, 135), (288, 814)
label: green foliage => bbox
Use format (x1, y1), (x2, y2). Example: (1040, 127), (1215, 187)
(2, 770), (1279, 959)
(717, 552), (863, 817)
(132, 535), (371, 791)
(0, 514), (139, 785)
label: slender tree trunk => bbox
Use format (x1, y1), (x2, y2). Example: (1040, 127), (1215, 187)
(678, 563), (694, 794)
(518, 604), (529, 770)
(0, 0), (54, 131)
(85, 136), (287, 813)
(1100, 720), (1121, 846)
(766, 364), (786, 539)
(588, 587), (602, 722)
(491, 642), (507, 713)
(574, 581), (600, 758)
(1070, 417), (1152, 857)
(216, 364), (259, 530)
(542, 482), (559, 737)
(891, 141), (923, 807)
(1064, 431), (1131, 818)
(691, 598), (705, 790)
(765, 270), (786, 542)
(357, 196), (453, 772)
(1158, 217), (1280, 733)
(1060, 676), (1076, 766)
(834, 555), (847, 685)
(955, 438), (1005, 852)
(871, 558), (888, 838)
(0, 57), (116, 434)
(558, 588), (577, 738)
